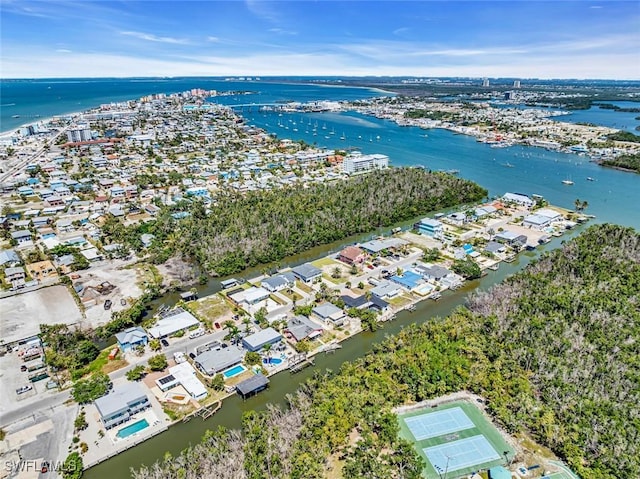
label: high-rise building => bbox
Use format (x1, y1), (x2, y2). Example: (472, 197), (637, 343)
(342, 153), (389, 174)
(482, 77), (490, 87)
(513, 80), (521, 88)
(67, 126), (92, 143)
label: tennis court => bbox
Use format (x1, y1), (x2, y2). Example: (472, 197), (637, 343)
(405, 407), (474, 441)
(423, 435), (501, 473)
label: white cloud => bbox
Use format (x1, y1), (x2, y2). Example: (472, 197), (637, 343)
(268, 28), (297, 36)
(56, 49), (72, 53)
(120, 31), (190, 45)
(207, 36), (220, 42)
(2, 49), (639, 80)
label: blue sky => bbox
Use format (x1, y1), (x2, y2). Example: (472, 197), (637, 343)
(1, 0), (639, 79)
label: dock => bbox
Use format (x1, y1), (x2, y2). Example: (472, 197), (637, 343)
(288, 353), (315, 373)
(182, 400), (222, 422)
(323, 342), (342, 354)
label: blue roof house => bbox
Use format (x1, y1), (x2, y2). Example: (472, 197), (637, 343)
(115, 326), (148, 352)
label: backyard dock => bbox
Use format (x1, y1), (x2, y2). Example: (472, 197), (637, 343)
(288, 353), (315, 372)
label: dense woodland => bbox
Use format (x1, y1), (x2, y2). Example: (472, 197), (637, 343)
(104, 168), (487, 275)
(132, 224), (639, 479)
(600, 153), (640, 173)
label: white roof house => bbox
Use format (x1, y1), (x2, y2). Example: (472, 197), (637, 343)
(148, 308), (200, 339)
(169, 362), (208, 400)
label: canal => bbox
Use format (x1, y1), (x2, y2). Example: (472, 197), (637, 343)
(84, 226), (586, 479)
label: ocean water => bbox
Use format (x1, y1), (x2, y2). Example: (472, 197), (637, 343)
(1, 78), (638, 230)
(0, 77), (390, 133)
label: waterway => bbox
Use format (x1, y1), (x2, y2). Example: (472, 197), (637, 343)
(12, 79), (633, 477)
(84, 229), (585, 479)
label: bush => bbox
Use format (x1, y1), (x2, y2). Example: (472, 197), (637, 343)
(148, 354), (168, 371)
(245, 351), (261, 365)
(62, 452), (83, 479)
(125, 364), (147, 381)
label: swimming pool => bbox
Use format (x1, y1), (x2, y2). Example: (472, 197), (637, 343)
(263, 357), (283, 365)
(116, 419), (149, 439)
(222, 364), (247, 379)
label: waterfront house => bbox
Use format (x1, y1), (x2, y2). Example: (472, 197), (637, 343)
(390, 270), (423, 290)
(155, 362), (208, 401)
(261, 272), (296, 292)
(416, 264), (452, 282)
(194, 348), (244, 376)
(495, 231), (528, 247)
(502, 192), (534, 208)
(115, 326), (148, 352)
(485, 241), (506, 255)
(338, 246), (366, 265)
(242, 327), (282, 352)
(147, 308), (200, 339)
(229, 286), (270, 307)
(94, 382), (150, 430)
(359, 237), (408, 255)
(370, 280), (403, 299)
(415, 217), (445, 237)
(312, 302), (347, 326)
(285, 315), (323, 342)
(291, 263), (322, 284)
(523, 213), (552, 229)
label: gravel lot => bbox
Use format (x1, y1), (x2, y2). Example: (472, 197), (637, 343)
(0, 285), (83, 345)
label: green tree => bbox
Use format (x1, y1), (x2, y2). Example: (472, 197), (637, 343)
(149, 339), (161, 351)
(71, 373), (111, 404)
(451, 258), (481, 279)
(125, 365), (147, 381)
(147, 354), (168, 371)
(62, 452), (83, 479)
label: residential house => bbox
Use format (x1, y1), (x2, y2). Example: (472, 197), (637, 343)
(0, 249), (21, 267)
(94, 382), (151, 429)
(115, 326), (149, 353)
(286, 315), (323, 342)
(338, 246), (366, 265)
(242, 327), (282, 352)
(416, 264), (453, 282)
(415, 217), (444, 237)
(194, 348), (244, 376)
(5, 266), (26, 286)
(11, 230), (32, 246)
(291, 263), (322, 284)
(502, 192), (534, 208)
(147, 308), (201, 339)
(261, 272), (296, 292)
(312, 302), (347, 326)
(370, 280), (403, 299)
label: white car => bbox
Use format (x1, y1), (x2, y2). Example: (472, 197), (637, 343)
(173, 352), (187, 364)
(16, 385), (33, 395)
(189, 329), (205, 339)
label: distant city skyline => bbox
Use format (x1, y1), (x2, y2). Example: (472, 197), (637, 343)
(1, 0), (639, 79)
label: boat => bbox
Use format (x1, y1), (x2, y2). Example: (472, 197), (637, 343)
(502, 162), (514, 168)
(586, 177), (595, 181)
(12, 115), (20, 118)
(407, 304), (416, 312)
(488, 263), (500, 271)
(562, 179), (574, 185)
(340, 132), (346, 140)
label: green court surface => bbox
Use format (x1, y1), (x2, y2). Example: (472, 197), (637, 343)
(397, 401), (514, 479)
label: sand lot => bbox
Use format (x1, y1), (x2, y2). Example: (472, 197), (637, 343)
(0, 285), (83, 344)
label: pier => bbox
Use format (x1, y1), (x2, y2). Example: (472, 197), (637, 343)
(182, 400), (222, 422)
(288, 353), (315, 373)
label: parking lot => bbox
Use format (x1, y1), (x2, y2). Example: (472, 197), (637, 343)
(0, 344), (62, 415)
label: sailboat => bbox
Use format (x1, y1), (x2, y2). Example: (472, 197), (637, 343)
(562, 175), (574, 185)
(340, 132), (346, 140)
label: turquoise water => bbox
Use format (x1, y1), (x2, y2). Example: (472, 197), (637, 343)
(222, 364), (247, 378)
(263, 357), (283, 365)
(243, 109), (640, 230)
(556, 101), (640, 133)
(116, 419), (149, 439)
(0, 78), (390, 133)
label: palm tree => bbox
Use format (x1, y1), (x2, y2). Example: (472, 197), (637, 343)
(223, 321), (241, 345)
(574, 198), (582, 211)
(581, 200), (589, 211)
(331, 266), (342, 279)
(263, 343), (272, 362)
